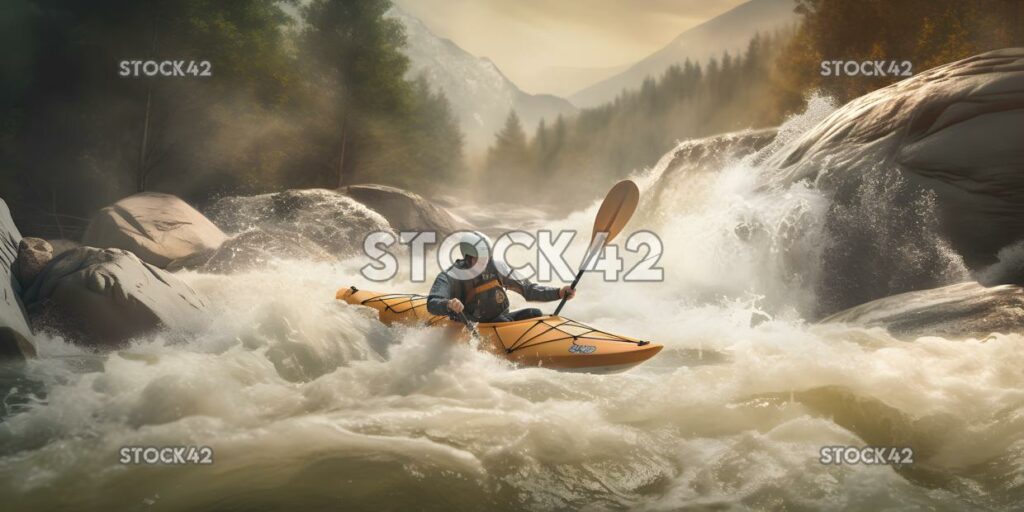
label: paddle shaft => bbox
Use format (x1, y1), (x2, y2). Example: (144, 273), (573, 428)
(459, 311), (481, 339)
(553, 244), (600, 315)
(553, 267), (585, 316)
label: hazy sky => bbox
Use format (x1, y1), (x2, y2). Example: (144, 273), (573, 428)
(392, 0), (748, 95)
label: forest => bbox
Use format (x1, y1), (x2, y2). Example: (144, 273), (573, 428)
(0, 0), (463, 238)
(2, 0), (1023, 235)
(480, 0), (1024, 203)
(482, 30), (795, 203)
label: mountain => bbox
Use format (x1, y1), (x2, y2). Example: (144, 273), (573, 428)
(529, 63), (631, 98)
(386, 7), (577, 154)
(570, 0), (798, 108)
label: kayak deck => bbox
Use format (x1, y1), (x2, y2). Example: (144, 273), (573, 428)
(337, 286), (663, 373)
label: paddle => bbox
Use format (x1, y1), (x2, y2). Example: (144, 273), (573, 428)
(458, 311), (482, 341)
(553, 179), (640, 316)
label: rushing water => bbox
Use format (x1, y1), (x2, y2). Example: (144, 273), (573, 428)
(2, 100), (1022, 511)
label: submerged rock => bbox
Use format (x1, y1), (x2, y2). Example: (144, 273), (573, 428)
(820, 281), (1024, 340)
(23, 247), (208, 347)
(202, 229), (335, 273)
(207, 188), (392, 257)
(0, 199), (36, 359)
(339, 184), (466, 236)
(83, 192), (227, 268)
(764, 49), (1024, 314)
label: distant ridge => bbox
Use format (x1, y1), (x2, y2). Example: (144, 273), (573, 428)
(570, 0), (798, 108)
(387, 7), (577, 153)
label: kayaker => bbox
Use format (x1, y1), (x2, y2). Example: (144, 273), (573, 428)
(427, 231), (575, 322)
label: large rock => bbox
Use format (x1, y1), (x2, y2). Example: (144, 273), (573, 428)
(82, 193), (227, 268)
(646, 129), (778, 219)
(339, 184), (465, 236)
(47, 238), (81, 257)
(0, 199), (36, 359)
(22, 247), (208, 347)
(763, 49), (1024, 314)
(207, 189), (392, 257)
(201, 229), (335, 274)
(821, 281), (1024, 340)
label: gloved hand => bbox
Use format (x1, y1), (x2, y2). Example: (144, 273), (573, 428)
(447, 298), (464, 313)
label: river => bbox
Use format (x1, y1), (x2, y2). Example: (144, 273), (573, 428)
(1, 99), (1021, 511)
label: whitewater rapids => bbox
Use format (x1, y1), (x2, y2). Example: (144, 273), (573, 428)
(2, 100), (1022, 511)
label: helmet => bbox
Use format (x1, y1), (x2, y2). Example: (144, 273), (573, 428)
(456, 231), (491, 261)
(444, 231), (494, 280)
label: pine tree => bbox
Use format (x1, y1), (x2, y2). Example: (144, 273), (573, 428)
(485, 110), (530, 192)
(302, 0), (412, 187)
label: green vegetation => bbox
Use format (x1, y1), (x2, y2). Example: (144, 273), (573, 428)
(0, 0), (463, 237)
(3, 0), (1023, 233)
(480, 31), (795, 203)
(777, 0), (1024, 103)
(484, 111), (532, 193)
(299, 0), (462, 190)
(481, 0), (1024, 204)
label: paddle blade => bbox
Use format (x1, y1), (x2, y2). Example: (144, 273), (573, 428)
(591, 179), (640, 244)
(554, 179), (641, 316)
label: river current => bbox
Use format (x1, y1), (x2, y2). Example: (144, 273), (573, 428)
(2, 99), (1021, 511)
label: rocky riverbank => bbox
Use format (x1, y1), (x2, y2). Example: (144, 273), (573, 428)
(0, 185), (464, 356)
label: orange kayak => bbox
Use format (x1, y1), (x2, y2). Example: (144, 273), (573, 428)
(337, 286), (663, 373)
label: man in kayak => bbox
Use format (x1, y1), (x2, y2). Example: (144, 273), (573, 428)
(427, 231), (575, 322)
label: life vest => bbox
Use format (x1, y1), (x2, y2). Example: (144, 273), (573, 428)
(456, 262), (509, 321)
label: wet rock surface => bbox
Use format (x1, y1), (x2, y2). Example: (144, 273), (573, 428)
(0, 200), (35, 359)
(208, 188), (393, 257)
(821, 281), (1024, 340)
(202, 229), (335, 274)
(339, 184), (466, 236)
(23, 247), (208, 347)
(83, 192), (227, 268)
(764, 49), (1024, 313)
(13, 238), (53, 289)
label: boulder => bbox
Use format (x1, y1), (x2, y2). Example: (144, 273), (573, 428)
(0, 199), (36, 359)
(207, 189), (392, 257)
(47, 238), (81, 257)
(13, 238), (53, 288)
(82, 192), (227, 268)
(202, 229), (335, 274)
(646, 129), (778, 219)
(763, 49), (1024, 314)
(22, 247), (208, 347)
(164, 249), (216, 272)
(820, 281), (1024, 340)
(339, 184), (466, 236)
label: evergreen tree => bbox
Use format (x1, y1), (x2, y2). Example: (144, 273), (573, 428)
(301, 0), (411, 187)
(400, 76), (465, 189)
(3, 0), (297, 234)
(485, 30), (795, 205)
(778, 0), (1024, 102)
(531, 119), (549, 175)
(2, 0), (468, 236)
(485, 111), (530, 192)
